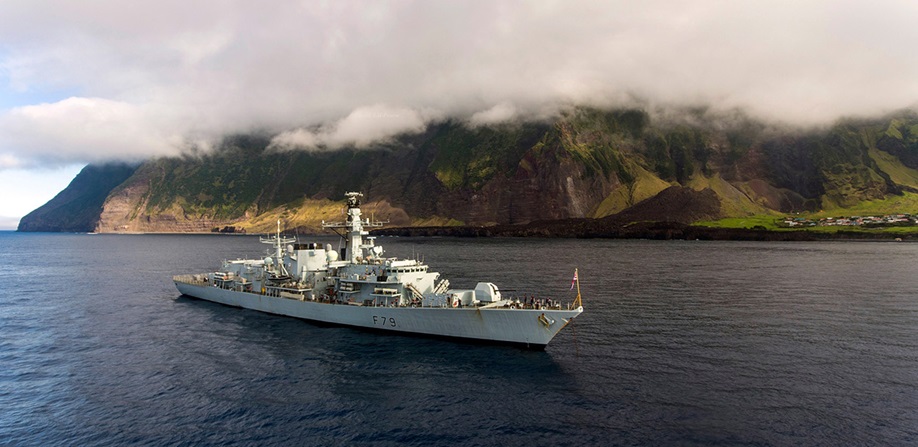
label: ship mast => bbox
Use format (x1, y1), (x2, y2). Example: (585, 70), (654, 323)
(322, 192), (384, 263)
(573, 268), (582, 309)
(260, 219), (295, 276)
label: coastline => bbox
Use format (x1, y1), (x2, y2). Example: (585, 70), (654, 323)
(11, 222), (918, 241)
(371, 220), (918, 241)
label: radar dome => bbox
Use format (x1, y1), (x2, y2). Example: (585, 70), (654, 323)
(327, 251), (339, 262)
(264, 257), (273, 265)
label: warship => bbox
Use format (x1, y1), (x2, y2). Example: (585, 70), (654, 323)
(173, 192), (583, 348)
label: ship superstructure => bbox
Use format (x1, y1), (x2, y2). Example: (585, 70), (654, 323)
(174, 192), (583, 348)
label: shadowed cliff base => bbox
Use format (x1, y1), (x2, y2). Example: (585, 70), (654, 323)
(371, 220), (918, 240)
(371, 187), (917, 240)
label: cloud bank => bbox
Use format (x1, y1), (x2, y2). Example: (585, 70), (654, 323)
(269, 105), (433, 151)
(2, 0), (918, 167)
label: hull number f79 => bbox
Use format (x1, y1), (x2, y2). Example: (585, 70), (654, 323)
(373, 316), (397, 327)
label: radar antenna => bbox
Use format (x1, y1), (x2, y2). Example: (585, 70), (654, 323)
(321, 192), (387, 263)
(260, 219), (296, 275)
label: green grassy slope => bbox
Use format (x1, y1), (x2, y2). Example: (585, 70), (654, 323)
(23, 107), (918, 233)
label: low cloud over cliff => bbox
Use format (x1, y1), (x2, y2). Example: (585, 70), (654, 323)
(2, 1), (918, 167)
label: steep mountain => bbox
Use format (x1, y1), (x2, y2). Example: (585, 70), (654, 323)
(18, 107), (918, 233)
(17, 163), (138, 232)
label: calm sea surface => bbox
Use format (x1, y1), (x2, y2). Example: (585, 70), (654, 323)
(0, 232), (916, 446)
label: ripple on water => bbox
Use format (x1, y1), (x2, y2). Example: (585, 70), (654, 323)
(0, 234), (917, 445)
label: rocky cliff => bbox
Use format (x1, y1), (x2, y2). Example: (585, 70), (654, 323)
(18, 107), (918, 233)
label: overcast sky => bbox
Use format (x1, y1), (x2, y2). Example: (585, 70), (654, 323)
(2, 0), (918, 227)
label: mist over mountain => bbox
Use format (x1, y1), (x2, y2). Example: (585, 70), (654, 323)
(4, 2), (918, 171)
(17, 106), (918, 233)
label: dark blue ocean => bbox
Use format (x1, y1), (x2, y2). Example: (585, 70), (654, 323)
(1, 232), (916, 446)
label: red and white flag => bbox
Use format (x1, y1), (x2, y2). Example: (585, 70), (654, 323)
(570, 270), (578, 290)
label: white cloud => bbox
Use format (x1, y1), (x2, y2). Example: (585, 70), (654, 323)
(0, 153), (21, 170)
(268, 128), (321, 152)
(1, 0), (918, 167)
(268, 104), (430, 150)
(0, 97), (182, 168)
(469, 103), (518, 127)
(326, 105), (429, 147)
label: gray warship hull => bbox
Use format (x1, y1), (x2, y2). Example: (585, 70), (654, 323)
(174, 277), (582, 348)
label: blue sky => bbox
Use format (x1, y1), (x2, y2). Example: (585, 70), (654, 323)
(2, 1), (918, 231)
(0, 164), (84, 230)
(0, 52), (84, 230)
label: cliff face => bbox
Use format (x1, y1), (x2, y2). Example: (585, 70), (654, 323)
(19, 107), (918, 233)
